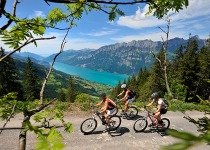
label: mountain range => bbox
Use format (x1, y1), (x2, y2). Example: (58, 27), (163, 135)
(15, 35), (206, 75)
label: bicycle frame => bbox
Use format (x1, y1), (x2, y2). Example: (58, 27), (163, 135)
(143, 107), (158, 125)
(115, 98), (124, 110)
(91, 107), (106, 124)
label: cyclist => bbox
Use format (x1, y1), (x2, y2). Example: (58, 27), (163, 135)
(145, 92), (168, 125)
(95, 93), (116, 129)
(117, 84), (135, 114)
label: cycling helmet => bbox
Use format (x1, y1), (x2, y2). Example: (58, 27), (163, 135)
(151, 92), (159, 99)
(121, 84), (127, 89)
(100, 93), (106, 98)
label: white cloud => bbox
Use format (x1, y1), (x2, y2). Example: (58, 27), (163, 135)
(112, 0), (210, 44)
(34, 11), (46, 17)
(111, 30), (188, 42)
(0, 31), (107, 56)
(116, 0), (210, 30)
(117, 6), (165, 29)
(28, 11), (45, 19)
(80, 28), (119, 36)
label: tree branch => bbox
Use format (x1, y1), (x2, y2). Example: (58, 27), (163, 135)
(1, 0), (19, 31)
(0, 36), (56, 62)
(152, 52), (163, 69)
(0, 104), (16, 134)
(158, 26), (167, 34)
(46, 0), (152, 5)
(39, 28), (70, 104)
(29, 98), (57, 116)
(85, 2), (112, 15)
(0, 125), (64, 130)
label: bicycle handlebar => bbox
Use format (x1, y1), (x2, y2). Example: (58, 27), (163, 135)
(90, 105), (101, 115)
(143, 106), (153, 114)
(115, 97), (121, 103)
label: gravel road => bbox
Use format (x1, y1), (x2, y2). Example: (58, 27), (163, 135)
(0, 110), (209, 150)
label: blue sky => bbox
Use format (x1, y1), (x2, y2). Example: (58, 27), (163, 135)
(1, 0), (210, 56)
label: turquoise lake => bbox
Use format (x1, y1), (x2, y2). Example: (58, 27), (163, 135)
(53, 62), (129, 86)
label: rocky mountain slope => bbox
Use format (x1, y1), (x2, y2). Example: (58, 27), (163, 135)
(45, 36), (207, 75)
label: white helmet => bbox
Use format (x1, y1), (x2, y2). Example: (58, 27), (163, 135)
(121, 84), (127, 89)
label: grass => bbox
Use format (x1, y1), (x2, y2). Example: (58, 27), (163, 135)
(52, 98), (210, 113)
(132, 99), (210, 112)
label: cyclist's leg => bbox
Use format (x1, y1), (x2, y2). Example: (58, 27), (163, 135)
(154, 112), (163, 124)
(120, 98), (126, 112)
(105, 110), (111, 126)
(125, 97), (135, 112)
(106, 108), (116, 124)
(124, 101), (129, 112)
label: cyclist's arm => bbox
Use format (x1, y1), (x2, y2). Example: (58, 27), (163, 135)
(146, 99), (155, 107)
(101, 101), (108, 113)
(117, 90), (124, 97)
(95, 100), (103, 107)
(154, 104), (161, 114)
(120, 90), (129, 101)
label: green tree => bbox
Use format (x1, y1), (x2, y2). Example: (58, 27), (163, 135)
(23, 57), (40, 101)
(74, 93), (91, 110)
(169, 45), (187, 100)
(58, 88), (66, 101)
(128, 74), (137, 89)
(0, 47), (23, 99)
(110, 80), (121, 100)
(136, 68), (151, 95)
(196, 43), (210, 100)
(138, 74), (155, 101)
(66, 76), (77, 103)
(177, 39), (200, 102)
(151, 48), (167, 96)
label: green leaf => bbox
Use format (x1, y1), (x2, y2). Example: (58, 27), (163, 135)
(116, 9), (125, 16)
(109, 12), (116, 21)
(33, 111), (49, 122)
(35, 127), (65, 150)
(167, 130), (199, 141)
(161, 142), (193, 150)
(23, 121), (40, 134)
(64, 122), (74, 133)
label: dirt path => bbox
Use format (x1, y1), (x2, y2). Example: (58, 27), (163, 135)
(0, 111), (209, 150)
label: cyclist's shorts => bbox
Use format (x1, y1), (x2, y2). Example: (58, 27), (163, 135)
(160, 108), (167, 114)
(107, 108), (116, 116)
(126, 97), (135, 103)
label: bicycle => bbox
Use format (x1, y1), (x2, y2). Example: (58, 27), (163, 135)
(133, 106), (170, 132)
(112, 97), (138, 119)
(80, 106), (121, 134)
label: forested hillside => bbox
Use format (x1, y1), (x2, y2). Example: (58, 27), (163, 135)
(110, 38), (210, 103)
(0, 49), (112, 101)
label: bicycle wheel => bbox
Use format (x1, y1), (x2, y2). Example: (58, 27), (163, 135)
(133, 118), (148, 132)
(127, 106), (138, 118)
(80, 118), (97, 134)
(157, 118), (170, 131)
(109, 115), (121, 129)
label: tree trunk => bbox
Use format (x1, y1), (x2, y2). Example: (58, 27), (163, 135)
(164, 67), (172, 97)
(19, 129), (27, 150)
(19, 115), (29, 150)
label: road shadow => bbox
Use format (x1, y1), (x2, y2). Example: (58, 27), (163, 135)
(83, 129), (109, 135)
(82, 126), (130, 136)
(109, 127), (130, 137)
(121, 114), (144, 121)
(135, 128), (175, 137)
